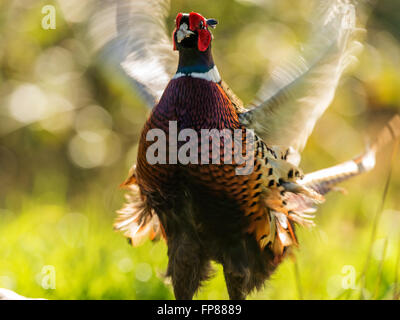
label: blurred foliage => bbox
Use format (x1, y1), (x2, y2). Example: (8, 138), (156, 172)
(0, 0), (399, 300)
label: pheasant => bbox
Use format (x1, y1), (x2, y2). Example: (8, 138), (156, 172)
(89, 0), (400, 299)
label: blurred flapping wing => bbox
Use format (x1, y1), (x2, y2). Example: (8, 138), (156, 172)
(88, 0), (177, 107)
(239, 0), (363, 160)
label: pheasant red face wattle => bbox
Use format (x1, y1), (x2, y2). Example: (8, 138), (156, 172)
(174, 12), (212, 52)
(173, 13), (183, 50)
(189, 12), (212, 52)
(175, 12), (183, 29)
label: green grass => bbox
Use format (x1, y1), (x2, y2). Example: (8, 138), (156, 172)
(0, 164), (399, 300)
(0, 200), (171, 299)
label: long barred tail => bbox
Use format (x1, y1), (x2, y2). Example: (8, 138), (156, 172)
(300, 114), (400, 194)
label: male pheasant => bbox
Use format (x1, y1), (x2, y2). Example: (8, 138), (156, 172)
(90, 0), (400, 299)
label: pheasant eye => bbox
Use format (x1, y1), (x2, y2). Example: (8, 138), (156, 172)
(199, 21), (204, 28)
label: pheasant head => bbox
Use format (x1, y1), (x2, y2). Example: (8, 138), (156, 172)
(173, 12), (218, 52)
(172, 12), (220, 81)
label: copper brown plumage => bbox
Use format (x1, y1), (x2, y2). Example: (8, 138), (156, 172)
(118, 59), (321, 299)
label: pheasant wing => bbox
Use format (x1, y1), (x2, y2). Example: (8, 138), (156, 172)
(239, 0), (363, 160)
(87, 0), (177, 107)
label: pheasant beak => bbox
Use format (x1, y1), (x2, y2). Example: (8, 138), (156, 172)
(176, 23), (194, 43)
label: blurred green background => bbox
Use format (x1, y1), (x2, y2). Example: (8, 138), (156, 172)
(0, 0), (399, 300)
